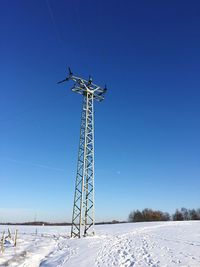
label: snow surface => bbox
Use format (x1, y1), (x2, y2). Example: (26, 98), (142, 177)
(0, 221), (200, 267)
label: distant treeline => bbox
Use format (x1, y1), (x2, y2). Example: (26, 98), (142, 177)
(0, 222), (71, 226)
(0, 220), (126, 226)
(128, 208), (200, 222)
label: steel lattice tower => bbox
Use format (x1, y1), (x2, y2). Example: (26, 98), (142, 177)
(58, 68), (107, 238)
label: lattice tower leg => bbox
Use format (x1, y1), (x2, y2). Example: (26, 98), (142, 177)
(71, 93), (95, 238)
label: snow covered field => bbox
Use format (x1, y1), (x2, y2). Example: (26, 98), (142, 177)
(0, 221), (200, 267)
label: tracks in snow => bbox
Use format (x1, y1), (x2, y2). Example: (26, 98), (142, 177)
(1, 222), (200, 267)
(39, 236), (77, 267)
(95, 223), (200, 267)
(95, 229), (160, 267)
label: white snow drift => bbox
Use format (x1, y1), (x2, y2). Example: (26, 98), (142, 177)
(0, 221), (200, 266)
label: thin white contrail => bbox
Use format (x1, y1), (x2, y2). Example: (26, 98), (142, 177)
(3, 158), (65, 172)
(45, 0), (63, 45)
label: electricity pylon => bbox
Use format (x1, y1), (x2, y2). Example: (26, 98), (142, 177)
(58, 68), (107, 238)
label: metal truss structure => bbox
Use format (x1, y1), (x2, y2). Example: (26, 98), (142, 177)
(58, 68), (107, 238)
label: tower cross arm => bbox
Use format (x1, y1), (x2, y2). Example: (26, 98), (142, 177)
(60, 73), (107, 102)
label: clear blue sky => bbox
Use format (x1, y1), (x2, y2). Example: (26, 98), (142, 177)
(0, 0), (200, 223)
